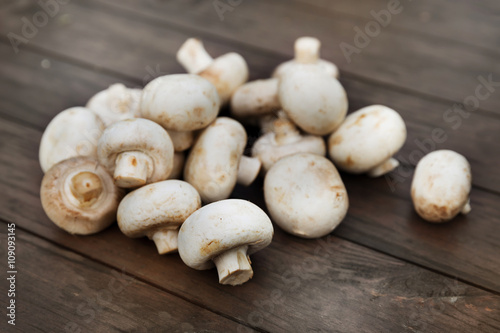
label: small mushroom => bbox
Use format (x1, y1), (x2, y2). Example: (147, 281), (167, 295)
(230, 78), (281, 120)
(178, 199), (273, 285)
(328, 105), (406, 177)
(184, 117), (261, 203)
(39, 107), (105, 173)
(177, 38), (249, 104)
(98, 118), (174, 188)
(168, 130), (195, 152)
(272, 37), (339, 79)
(117, 180), (201, 254)
(264, 153), (348, 238)
(141, 74), (220, 138)
(411, 150), (472, 223)
(40, 157), (123, 235)
(86, 83), (141, 127)
(252, 117), (326, 173)
(279, 65), (348, 135)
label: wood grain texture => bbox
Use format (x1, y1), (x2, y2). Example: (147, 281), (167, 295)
(0, 228), (253, 333)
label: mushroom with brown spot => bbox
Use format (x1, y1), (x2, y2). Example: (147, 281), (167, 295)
(39, 107), (105, 173)
(264, 153), (348, 238)
(184, 117), (261, 203)
(178, 199), (273, 285)
(411, 150), (471, 222)
(328, 105), (407, 177)
(97, 118), (174, 188)
(117, 180), (201, 254)
(40, 157), (124, 235)
(176, 38), (249, 104)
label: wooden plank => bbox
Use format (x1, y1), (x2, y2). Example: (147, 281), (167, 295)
(0, 227), (252, 332)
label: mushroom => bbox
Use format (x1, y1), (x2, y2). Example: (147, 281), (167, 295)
(411, 150), (472, 222)
(328, 105), (407, 177)
(40, 157), (123, 235)
(230, 78), (281, 121)
(252, 117), (326, 173)
(168, 152), (186, 180)
(86, 83), (141, 127)
(39, 107), (105, 173)
(184, 117), (261, 203)
(97, 118), (174, 188)
(264, 153), (348, 238)
(178, 199), (273, 285)
(176, 38), (249, 104)
(140, 74), (220, 153)
(272, 36), (339, 79)
(278, 64), (348, 135)
(117, 180), (201, 254)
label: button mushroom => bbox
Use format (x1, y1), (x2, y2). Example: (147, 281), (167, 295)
(117, 180), (201, 254)
(168, 130), (195, 152)
(176, 38), (249, 104)
(168, 152), (186, 180)
(40, 157), (124, 235)
(178, 199), (273, 286)
(328, 105), (407, 177)
(86, 83), (141, 127)
(97, 118), (174, 188)
(39, 107), (105, 173)
(411, 150), (472, 223)
(272, 36), (339, 79)
(278, 64), (348, 135)
(230, 78), (281, 121)
(184, 117), (261, 203)
(264, 153), (348, 238)
(252, 117), (326, 173)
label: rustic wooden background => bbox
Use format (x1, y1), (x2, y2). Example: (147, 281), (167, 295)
(0, 0), (499, 332)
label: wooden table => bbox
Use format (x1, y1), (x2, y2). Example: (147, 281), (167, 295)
(1, 0), (499, 332)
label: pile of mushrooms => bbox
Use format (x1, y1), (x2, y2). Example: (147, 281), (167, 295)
(38, 36), (472, 286)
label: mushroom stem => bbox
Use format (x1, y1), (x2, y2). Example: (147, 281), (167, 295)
(69, 171), (103, 206)
(177, 38), (214, 74)
(273, 118), (301, 145)
(461, 199), (471, 215)
(114, 151), (151, 188)
(237, 156), (262, 186)
(212, 245), (253, 286)
(294, 37), (320, 64)
(367, 158), (400, 177)
(149, 228), (179, 254)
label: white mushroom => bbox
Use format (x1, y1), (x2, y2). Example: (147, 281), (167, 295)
(264, 153), (348, 238)
(252, 117), (326, 173)
(39, 107), (105, 173)
(184, 117), (261, 203)
(411, 150), (472, 222)
(97, 118), (174, 188)
(272, 37), (339, 79)
(86, 83), (141, 127)
(279, 65), (348, 135)
(117, 180), (201, 254)
(168, 152), (186, 180)
(40, 157), (124, 235)
(328, 105), (407, 177)
(230, 78), (280, 120)
(140, 74), (220, 151)
(178, 199), (273, 286)
(176, 38), (249, 104)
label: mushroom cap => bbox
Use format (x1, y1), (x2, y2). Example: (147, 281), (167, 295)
(140, 74), (220, 131)
(40, 157), (123, 235)
(411, 150), (471, 222)
(328, 105), (407, 173)
(230, 78), (280, 119)
(168, 130), (194, 152)
(279, 65), (348, 135)
(184, 117), (247, 203)
(86, 83), (142, 127)
(199, 53), (249, 104)
(117, 180), (201, 238)
(97, 118), (174, 183)
(178, 199), (273, 270)
(264, 153), (348, 238)
(273, 59), (339, 80)
(39, 107), (105, 173)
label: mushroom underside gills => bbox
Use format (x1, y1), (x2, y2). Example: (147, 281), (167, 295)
(212, 245), (253, 286)
(68, 171), (103, 206)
